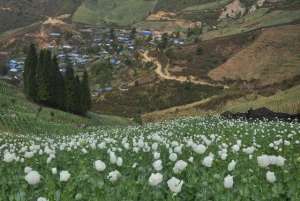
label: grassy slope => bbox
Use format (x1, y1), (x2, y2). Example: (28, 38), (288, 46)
(183, 0), (231, 11)
(93, 80), (223, 118)
(0, 0), (82, 33)
(72, 0), (157, 26)
(223, 85), (300, 114)
(0, 81), (131, 135)
(201, 8), (300, 40)
(142, 84), (300, 122)
(153, 0), (216, 12)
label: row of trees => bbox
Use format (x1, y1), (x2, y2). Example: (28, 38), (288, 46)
(23, 44), (91, 115)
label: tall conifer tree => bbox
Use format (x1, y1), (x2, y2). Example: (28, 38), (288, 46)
(74, 75), (83, 115)
(80, 70), (92, 114)
(49, 56), (65, 108)
(23, 44), (38, 100)
(64, 66), (77, 113)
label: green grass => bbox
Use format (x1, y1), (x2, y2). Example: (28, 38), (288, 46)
(201, 8), (300, 40)
(134, 21), (186, 33)
(183, 0), (231, 12)
(72, 0), (157, 26)
(0, 80), (131, 135)
(223, 85), (300, 114)
(154, 0), (217, 12)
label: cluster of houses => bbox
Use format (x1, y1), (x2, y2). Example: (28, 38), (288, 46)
(1, 25), (187, 91)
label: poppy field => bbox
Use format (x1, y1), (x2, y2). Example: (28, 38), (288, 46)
(1, 117), (300, 201)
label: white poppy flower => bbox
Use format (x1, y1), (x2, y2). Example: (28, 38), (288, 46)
(227, 160), (237, 172)
(173, 160), (188, 174)
(107, 170), (121, 182)
(148, 173), (163, 186)
(153, 160), (163, 171)
(94, 160), (106, 172)
(59, 171), (71, 182)
(167, 177), (184, 194)
(224, 175), (233, 189)
(266, 171), (276, 183)
(25, 170), (41, 185)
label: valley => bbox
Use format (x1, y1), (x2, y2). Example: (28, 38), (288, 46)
(1, 1), (300, 200)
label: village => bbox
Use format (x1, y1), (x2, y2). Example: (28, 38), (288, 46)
(0, 24), (187, 97)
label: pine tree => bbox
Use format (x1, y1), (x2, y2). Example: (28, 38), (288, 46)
(36, 49), (45, 103)
(56, 69), (65, 110)
(74, 75), (83, 115)
(23, 44), (38, 100)
(130, 27), (137, 39)
(36, 49), (51, 104)
(49, 56), (65, 109)
(80, 70), (92, 114)
(64, 66), (77, 113)
(158, 33), (169, 50)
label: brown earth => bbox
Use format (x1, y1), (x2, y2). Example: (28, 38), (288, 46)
(208, 24), (300, 86)
(165, 30), (259, 80)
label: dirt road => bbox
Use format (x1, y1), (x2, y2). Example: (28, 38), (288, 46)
(141, 51), (228, 88)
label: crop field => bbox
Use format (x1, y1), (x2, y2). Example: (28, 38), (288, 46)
(1, 116), (300, 200)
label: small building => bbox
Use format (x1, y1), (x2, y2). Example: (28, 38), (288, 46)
(8, 60), (18, 69)
(110, 58), (121, 65)
(62, 45), (72, 50)
(141, 30), (152, 37)
(49, 32), (62, 37)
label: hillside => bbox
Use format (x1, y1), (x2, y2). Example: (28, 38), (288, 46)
(72, 0), (300, 29)
(208, 24), (300, 86)
(142, 84), (300, 122)
(73, 0), (157, 26)
(0, 0), (82, 33)
(0, 80), (131, 134)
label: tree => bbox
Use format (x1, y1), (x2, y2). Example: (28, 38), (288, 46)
(146, 35), (153, 43)
(80, 70), (92, 114)
(49, 56), (65, 109)
(36, 49), (49, 103)
(64, 66), (77, 113)
(23, 44), (38, 100)
(196, 46), (203, 55)
(130, 27), (137, 39)
(109, 28), (116, 40)
(0, 62), (8, 76)
(158, 33), (169, 50)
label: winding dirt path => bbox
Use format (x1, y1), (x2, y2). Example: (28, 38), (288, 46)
(141, 51), (228, 88)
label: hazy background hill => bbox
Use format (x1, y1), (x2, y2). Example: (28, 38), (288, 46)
(0, 0), (82, 33)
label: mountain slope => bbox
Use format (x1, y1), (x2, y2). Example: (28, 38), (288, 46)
(142, 84), (300, 122)
(0, 0), (82, 33)
(0, 80), (131, 134)
(73, 0), (157, 26)
(208, 24), (300, 86)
